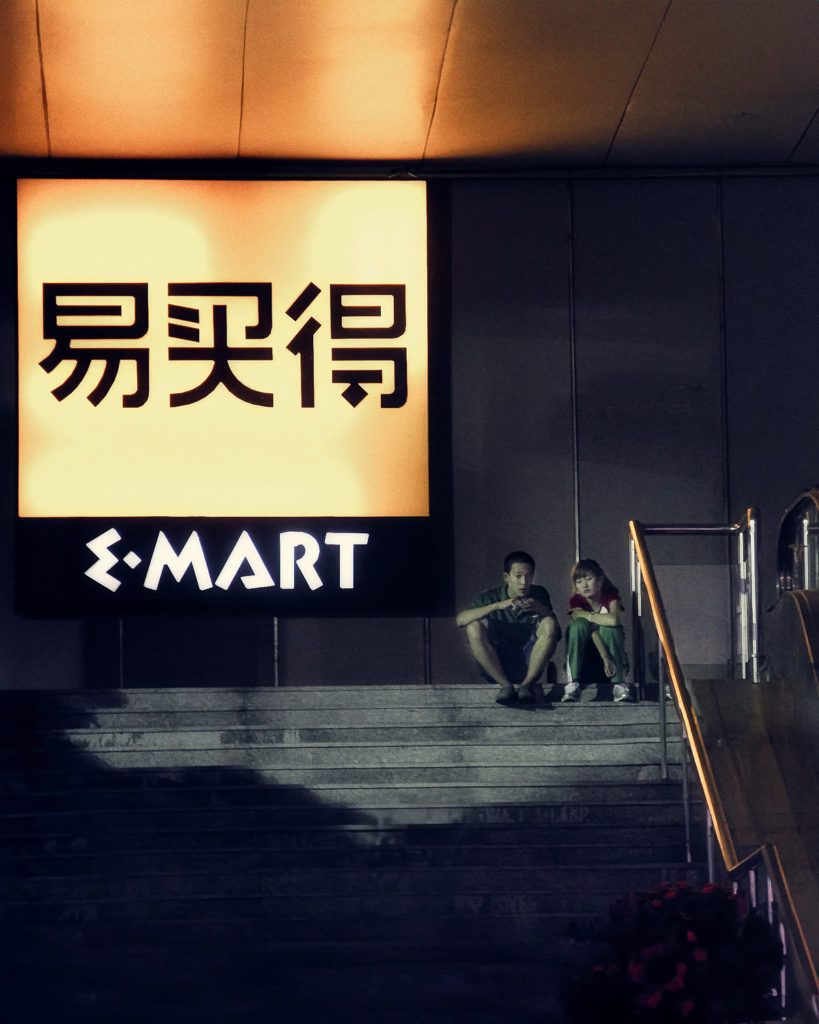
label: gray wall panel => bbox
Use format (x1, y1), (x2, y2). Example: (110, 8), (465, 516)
(572, 178), (727, 598)
(442, 179), (575, 686)
(722, 177), (819, 608)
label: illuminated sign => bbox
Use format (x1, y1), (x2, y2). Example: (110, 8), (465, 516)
(16, 179), (451, 615)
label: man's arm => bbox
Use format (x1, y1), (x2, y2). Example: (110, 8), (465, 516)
(456, 598), (512, 628)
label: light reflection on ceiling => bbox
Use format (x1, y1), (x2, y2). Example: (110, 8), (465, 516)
(1, 0), (818, 170)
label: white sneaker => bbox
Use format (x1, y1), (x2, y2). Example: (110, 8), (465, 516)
(613, 684), (634, 703)
(561, 681), (580, 702)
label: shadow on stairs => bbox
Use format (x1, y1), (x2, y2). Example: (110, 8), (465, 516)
(0, 685), (707, 1023)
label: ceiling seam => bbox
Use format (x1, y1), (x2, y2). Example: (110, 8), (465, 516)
(421, 0), (458, 166)
(603, 0), (673, 165)
(236, 0), (252, 158)
(788, 105), (819, 164)
(34, 0), (52, 157)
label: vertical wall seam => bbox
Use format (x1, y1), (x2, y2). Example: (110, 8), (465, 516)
(717, 176), (731, 523)
(568, 180), (580, 562)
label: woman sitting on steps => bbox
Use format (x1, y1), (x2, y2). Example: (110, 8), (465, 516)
(564, 559), (633, 703)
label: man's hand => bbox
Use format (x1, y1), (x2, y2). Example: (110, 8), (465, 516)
(513, 597), (548, 617)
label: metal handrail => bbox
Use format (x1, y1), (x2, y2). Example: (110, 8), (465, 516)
(629, 518), (738, 866)
(777, 487), (819, 596)
(730, 845), (819, 1022)
(629, 516), (818, 1021)
(629, 508), (760, 685)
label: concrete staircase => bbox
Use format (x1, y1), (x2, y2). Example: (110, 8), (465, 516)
(0, 685), (706, 1023)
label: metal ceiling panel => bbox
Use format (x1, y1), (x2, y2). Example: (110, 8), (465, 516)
(37, 0), (246, 158)
(239, 0), (454, 161)
(610, 0), (819, 166)
(0, 0), (49, 157)
(423, 0), (669, 166)
(0, 0), (817, 168)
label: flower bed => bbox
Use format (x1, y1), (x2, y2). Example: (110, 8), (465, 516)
(561, 881), (783, 1023)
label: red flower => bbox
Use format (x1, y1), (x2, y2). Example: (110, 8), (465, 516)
(666, 962), (688, 992)
(686, 930), (697, 943)
(681, 998), (696, 1016)
(693, 947), (708, 962)
(628, 960), (646, 983)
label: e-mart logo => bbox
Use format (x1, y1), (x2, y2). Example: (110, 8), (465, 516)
(86, 528), (370, 594)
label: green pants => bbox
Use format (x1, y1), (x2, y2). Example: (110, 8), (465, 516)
(565, 617), (628, 685)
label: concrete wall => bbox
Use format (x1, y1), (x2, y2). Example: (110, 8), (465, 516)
(1, 172), (817, 689)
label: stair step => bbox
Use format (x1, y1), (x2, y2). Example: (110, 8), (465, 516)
(0, 686), (704, 1024)
(0, 684), (676, 713)
(0, 704), (682, 730)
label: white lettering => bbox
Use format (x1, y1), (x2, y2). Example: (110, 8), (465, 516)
(280, 531), (322, 590)
(85, 528), (122, 592)
(324, 532), (369, 588)
(214, 530), (275, 590)
(143, 531), (213, 591)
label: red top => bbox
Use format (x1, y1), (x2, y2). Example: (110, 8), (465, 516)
(569, 585), (621, 614)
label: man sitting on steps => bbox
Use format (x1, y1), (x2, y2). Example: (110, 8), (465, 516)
(456, 550), (561, 706)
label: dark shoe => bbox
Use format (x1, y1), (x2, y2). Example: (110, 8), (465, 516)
(495, 685), (517, 706)
(517, 684), (535, 704)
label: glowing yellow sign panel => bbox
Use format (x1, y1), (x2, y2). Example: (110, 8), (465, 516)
(18, 179), (429, 518)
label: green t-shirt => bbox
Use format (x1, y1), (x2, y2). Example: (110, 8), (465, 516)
(468, 583), (553, 648)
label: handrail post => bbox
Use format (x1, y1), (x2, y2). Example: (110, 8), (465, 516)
(747, 507), (760, 683)
(629, 537), (643, 699)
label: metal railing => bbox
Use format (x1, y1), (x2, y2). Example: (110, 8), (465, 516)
(777, 487), (819, 596)
(628, 509), (818, 1022)
(629, 508), (761, 694)
(730, 845), (819, 1023)
(629, 509), (760, 787)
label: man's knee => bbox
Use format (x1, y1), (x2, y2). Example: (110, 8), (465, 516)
(465, 619), (490, 645)
(466, 614), (487, 638)
(537, 615), (561, 645)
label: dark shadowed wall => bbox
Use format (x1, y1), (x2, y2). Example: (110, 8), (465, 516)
(1, 172), (817, 689)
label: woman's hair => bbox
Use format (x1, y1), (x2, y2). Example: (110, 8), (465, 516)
(571, 558), (615, 591)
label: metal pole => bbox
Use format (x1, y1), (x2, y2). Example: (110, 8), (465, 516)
(423, 616), (432, 685)
(706, 809), (715, 883)
(747, 508), (760, 683)
(737, 528), (748, 679)
(629, 538), (642, 698)
(273, 615), (280, 687)
(658, 640), (668, 781)
(118, 616), (125, 689)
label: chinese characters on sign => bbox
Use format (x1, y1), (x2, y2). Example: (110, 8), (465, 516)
(41, 282), (408, 411)
(17, 179), (443, 614)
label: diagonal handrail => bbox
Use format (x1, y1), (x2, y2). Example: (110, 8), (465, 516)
(629, 519), (819, 1021)
(629, 519), (738, 865)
